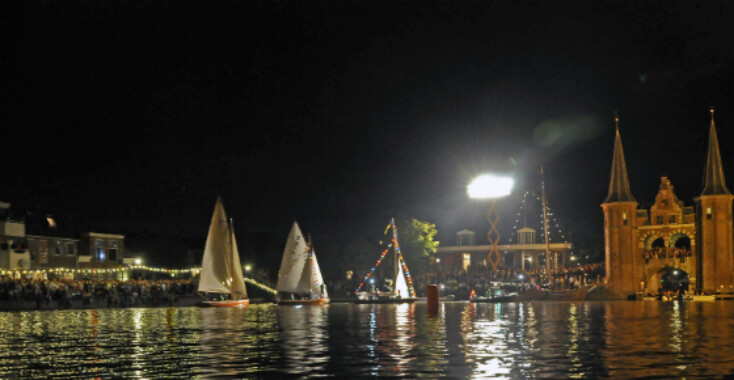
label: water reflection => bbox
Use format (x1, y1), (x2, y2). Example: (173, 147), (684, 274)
(2, 302), (734, 377)
(277, 304), (330, 376)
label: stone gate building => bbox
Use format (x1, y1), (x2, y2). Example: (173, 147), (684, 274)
(603, 110), (734, 297)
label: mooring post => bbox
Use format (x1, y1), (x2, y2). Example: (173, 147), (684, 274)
(427, 284), (439, 314)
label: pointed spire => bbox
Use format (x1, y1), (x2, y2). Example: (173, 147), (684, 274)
(604, 112), (636, 203)
(701, 106), (731, 195)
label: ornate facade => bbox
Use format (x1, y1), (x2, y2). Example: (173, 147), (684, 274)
(603, 109), (734, 297)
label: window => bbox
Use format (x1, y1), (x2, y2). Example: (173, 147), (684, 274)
(54, 241), (64, 255)
(656, 216), (663, 225)
(37, 240), (48, 264)
(95, 240), (105, 261)
(623, 212), (628, 226)
(707, 207), (712, 220)
(669, 215), (676, 224)
(108, 241), (118, 261)
(66, 242), (75, 255)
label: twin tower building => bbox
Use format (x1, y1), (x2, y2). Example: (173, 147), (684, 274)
(603, 109), (733, 297)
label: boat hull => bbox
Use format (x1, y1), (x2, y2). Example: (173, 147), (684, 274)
(278, 299), (330, 305)
(470, 296), (517, 303)
(354, 298), (417, 304)
(199, 299), (250, 308)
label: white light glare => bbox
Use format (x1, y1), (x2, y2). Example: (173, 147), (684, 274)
(468, 175), (514, 199)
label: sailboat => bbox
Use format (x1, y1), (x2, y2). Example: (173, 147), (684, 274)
(197, 198), (249, 307)
(354, 218), (417, 304)
(276, 221), (330, 305)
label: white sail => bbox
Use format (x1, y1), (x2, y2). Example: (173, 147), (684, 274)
(296, 253), (312, 294)
(198, 198), (247, 298)
(229, 229), (248, 300)
(276, 222), (308, 293)
(395, 262), (408, 298)
(310, 250), (327, 298)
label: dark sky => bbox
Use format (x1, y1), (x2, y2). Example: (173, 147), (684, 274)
(3, 1), (734, 262)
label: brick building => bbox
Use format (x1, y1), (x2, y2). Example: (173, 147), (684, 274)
(603, 109), (734, 297)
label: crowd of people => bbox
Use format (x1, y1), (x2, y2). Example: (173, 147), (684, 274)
(0, 277), (199, 309)
(413, 263), (605, 298)
(643, 247), (692, 262)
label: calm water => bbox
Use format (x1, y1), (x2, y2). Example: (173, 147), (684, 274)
(2, 301), (734, 378)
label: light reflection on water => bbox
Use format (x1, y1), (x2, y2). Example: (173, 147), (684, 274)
(2, 302), (734, 378)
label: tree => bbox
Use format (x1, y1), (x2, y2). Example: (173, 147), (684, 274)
(395, 218), (439, 277)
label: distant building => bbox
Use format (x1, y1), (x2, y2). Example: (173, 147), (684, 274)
(436, 228), (572, 272)
(78, 232), (125, 269)
(0, 202), (31, 271)
(0, 202), (129, 279)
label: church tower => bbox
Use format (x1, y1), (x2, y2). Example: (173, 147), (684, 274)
(695, 108), (734, 293)
(601, 114), (640, 297)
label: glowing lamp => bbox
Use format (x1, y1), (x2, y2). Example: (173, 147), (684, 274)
(468, 174), (514, 199)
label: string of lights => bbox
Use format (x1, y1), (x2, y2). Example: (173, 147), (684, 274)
(355, 222), (417, 297)
(508, 191), (569, 245)
(0, 265), (278, 294)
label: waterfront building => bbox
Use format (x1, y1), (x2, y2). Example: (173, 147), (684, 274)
(435, 228), (572, 272)
(603, 110), (734, 297)
(0, 202), (131, 279)
(0, 202), (31, 271)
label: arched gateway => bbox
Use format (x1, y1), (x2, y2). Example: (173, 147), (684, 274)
(602, 109), (733, 298)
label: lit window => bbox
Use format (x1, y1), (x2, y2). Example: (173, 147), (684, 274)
(463, 253), (471, 271)
(707, 207), (712, 220)
(95, 240), (105, 261)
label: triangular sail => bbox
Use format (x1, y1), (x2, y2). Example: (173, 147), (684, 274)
(310, 250), (327, 298)
(229, 229), (247, 300)
(296, 254), (312, 293)
(277, 222), (309, 293)
(395, 263), (408, 298)
(199, 198), (238, 294)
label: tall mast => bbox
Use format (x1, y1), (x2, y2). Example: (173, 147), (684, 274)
(541, 166), (551, 283)
(391, 218), (399, 295)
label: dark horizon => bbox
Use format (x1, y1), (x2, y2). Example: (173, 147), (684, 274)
(3, 1), (734, 266)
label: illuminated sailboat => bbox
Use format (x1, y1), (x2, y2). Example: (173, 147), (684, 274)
(355, 218), (417, 303)
(277, 221), (329, 305)
(197, 198), (249, 307)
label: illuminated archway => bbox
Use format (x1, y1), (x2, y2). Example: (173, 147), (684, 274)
(657, 266), (689, 293)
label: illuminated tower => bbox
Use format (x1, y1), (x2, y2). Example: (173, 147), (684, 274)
(695, 107), (734, 293)
(601, 114), (640, 297)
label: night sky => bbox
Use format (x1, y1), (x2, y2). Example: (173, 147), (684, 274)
(3, 1), (734, 266)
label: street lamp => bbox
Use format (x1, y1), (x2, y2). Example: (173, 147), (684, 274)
(468, 174), (514, 271)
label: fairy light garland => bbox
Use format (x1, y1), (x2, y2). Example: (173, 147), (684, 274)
(355, 245), (391, 294)
(355, 221), (417, 297)
(508, 191), (570, 246)
(0, 265), (278, 295)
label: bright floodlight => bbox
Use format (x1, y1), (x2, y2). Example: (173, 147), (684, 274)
(468, 174), (514, 199)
